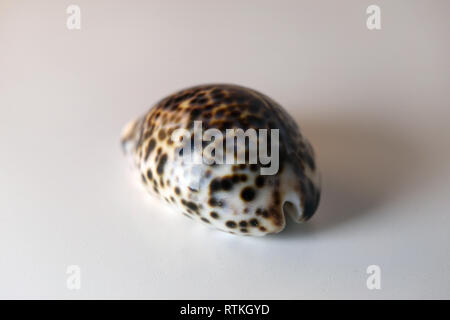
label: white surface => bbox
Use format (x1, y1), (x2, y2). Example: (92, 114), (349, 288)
(1, 0), (449, 299)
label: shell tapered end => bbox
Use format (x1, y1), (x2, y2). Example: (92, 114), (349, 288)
(120, 118), (142, 157)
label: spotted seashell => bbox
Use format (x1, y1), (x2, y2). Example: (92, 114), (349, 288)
(121, 84), (320, 236)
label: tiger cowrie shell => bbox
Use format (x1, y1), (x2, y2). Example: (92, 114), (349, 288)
(121, 84), (320, 236)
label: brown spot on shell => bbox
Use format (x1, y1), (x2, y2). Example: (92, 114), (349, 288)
(249, 218), (259, 227)
(158, 129), (166, 140)
(210, 211), (219, 219)
(255, 175), (265, 188)
(240, 187), (256, 202)
(146, 169), (153, 180)
(181, 199), (199, 213)
(226, 221), (237, 228)
(144, 139), (156, 161)
(220, 177), (233, 191)
(209, 178), (221, 193)
(156, 154), (168, 175)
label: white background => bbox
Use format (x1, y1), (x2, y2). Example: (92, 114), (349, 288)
(1, 0), (449, 299)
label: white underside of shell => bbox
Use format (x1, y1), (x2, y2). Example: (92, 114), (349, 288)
(282, 191), (304, 222)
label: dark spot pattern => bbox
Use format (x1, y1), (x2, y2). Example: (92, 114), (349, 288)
(220, 177), (233, 191)
(249, 218), (259, 227)
(210, 211), (219, 219)
(156, 154), (168, 175)
(201, 217), (210, 224)
(209, 178), (221, 193)
(144, 139), (156, 161)
(181, 199), (199, 213)
(240, 187), (256, 202)
(226, 221), (237, 228)
(239, 221), (248, 228)
(255, 175), (265, 188)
